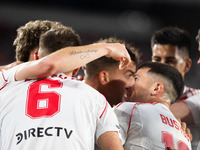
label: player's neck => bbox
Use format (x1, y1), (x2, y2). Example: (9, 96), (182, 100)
(157, 100), (170, 109)
(85, 78), (99, 90)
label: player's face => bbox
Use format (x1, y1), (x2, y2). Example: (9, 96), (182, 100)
(107, 61), (136, 105)
(197, 41), (200, 64)
(152, 44), (186, 78)
(129, 68), (154, 102)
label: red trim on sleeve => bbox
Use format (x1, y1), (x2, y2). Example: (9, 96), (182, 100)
(0, 71), (8, 91)
(127, 103), (136, 134)
(179, 96), (188, 101)
(191, 90), (194, 96)
(179, 88), (200, 101)
(115, 102), (124, 108)
(99, 101), (108, 119)
(1, 71), (7, 82)
(0, 82), (8, 91)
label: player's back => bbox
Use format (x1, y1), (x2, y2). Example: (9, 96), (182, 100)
(113, 102), (191, 150)
(0, 73), (116, 150)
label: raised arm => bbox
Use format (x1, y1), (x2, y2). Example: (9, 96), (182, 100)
(15, 43), (131, 81)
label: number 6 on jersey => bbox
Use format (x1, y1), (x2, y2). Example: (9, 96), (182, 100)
(26, 79), (63, 119)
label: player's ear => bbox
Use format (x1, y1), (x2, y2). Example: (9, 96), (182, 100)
(99, 71), (109, 85)
(72, 68), (80, 76)
(184, 58), (192, 73)
(151, 82), (163, 96)
(34, 51), (39, 60)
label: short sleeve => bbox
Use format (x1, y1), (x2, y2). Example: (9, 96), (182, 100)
(185, 93), (200, 126)
(113, 102), (137, 145)
(0, 64), (24, 90)
(95, 95), (121, 145)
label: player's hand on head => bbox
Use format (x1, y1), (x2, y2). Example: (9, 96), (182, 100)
(105, 43), (131, 70)
(119, 57), (131, 70)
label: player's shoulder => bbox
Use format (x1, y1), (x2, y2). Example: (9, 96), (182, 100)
(185, 86), (200, 94)
(74, 78), (102, 94)
(114, 102), (160, 109)
(51, 74), (89, 87)
(114, 102), (166, 113)
(180, 86), (200, 101)
(55, 74), (105, 97)
(134, 102), (168, 112)
(0, 63), (26, 90)
(114, 102), (136, 108)
(113, 102), (137, 114)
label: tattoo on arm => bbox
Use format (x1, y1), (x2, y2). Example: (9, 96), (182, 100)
(69, 49), (98, 59)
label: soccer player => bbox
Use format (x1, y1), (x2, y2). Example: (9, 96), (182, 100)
(113, 62), (192, 150)
(151, 26), (200, 149)
(0, 27), (131, 150)
(84, 37), (139, 106)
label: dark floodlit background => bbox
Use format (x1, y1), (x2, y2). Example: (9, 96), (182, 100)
(0, 0), (200, 88)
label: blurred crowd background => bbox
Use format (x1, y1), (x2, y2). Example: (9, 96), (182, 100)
(0, 0), (200, 88)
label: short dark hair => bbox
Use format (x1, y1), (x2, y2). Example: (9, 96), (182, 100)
(151, 27), (191, 57)
(85, 37), (139, 79)
(39, 27), (81, 57)
(137, 62), (184, 102)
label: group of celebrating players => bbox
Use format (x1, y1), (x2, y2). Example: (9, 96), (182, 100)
(0, 20), (200, 150)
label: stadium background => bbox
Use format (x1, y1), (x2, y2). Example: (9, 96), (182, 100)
(0, 0), (200, 88)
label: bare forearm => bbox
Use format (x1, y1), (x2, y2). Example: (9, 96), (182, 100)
(16, 45), (107, 80)
(15, 43), (130, 81)
(98, 131), (124, 150)
(46, 44), (110, 73)
(170, 101), (194, 124)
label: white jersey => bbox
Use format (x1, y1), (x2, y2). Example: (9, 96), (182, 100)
(180, 86), (200, 126)
(0, 64), (120, 150)
(113, 102), (192, 150)
(180, 86), (200, 150)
